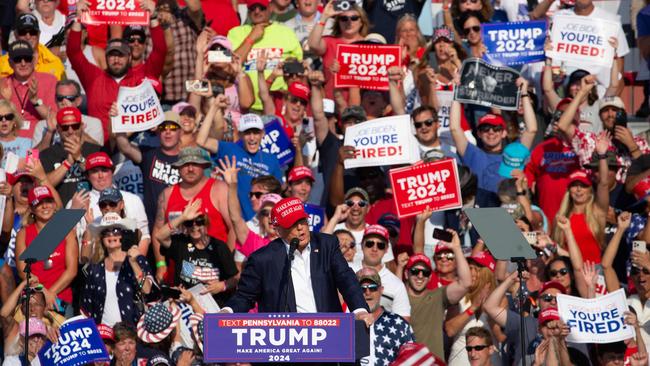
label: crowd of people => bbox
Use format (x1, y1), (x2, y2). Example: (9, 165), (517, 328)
(0, 0), (649, 364)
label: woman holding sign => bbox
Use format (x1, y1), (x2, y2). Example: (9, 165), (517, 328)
(307, 0), (370, 99)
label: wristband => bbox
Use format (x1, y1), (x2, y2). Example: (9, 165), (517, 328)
(156, 260), (167, 268)
(245, 38), (255, 46)
(520, 94), (529, 98)
(596, 153), (608, 160)
(465, 308), (475, 316)
(318, 21), (326, 26)
(516, 190), (527, 196)
(62, 160), (72, 169)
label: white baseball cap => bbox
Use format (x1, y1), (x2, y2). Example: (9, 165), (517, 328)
(238, 113), (264, 132)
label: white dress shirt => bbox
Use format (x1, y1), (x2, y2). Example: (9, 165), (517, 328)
(286, 242), (318, 313)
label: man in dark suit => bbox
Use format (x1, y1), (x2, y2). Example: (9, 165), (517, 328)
(223, 197), (369, 316)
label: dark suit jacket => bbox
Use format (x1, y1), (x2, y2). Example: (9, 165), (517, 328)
(226, 232), (368, 313)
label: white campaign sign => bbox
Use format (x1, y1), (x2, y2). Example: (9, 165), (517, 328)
(111, 80), (164, 133)
(343, 115), (420, 169)
(547, 14), (619, 68)
(557, 288), (633, 343)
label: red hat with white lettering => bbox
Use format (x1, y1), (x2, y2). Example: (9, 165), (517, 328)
(56, 106), (82, 125)
(288, 166), (315, 183)
(271, 197), (308, 229)
(363, 225), (389, 242)
(467, 251), (496, 272)
(477, 114), (506, 128)
(28, 185), (54, 207)
(568, 170), (591, 186)
(246, 0), (270, 8)
(405, 253), (433, 271)
(538, 307), (560, 325)
(86, 152), (114, 171)
(288, 82), (310, 102)
(632, 176), (650, 202)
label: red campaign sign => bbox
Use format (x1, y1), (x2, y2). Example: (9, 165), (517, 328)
(389, 159), (462, 218)
(334, 44), (401, 91)
(81, 0), (149, 25)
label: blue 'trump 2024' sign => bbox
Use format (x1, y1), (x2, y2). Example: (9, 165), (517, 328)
(203, 313), (356, 363)
(482, 21), (547, 66)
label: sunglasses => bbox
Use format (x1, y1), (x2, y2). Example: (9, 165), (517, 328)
(285, 73), (302, 79)
(345, 199), (368, 208)
(478, 124), (503, 133)
(289, 96), (308, 106)
(339, 15), (360, 22)
(0, 113), (15, 121)
(409, 267), (432, 277)
(128, 36), (146, 44)
(99, 201), (119, 209)
(540, 293), (557, 303)
(364, 240), (387, 250)
(17, 29), (39, 37)
(461, 0), (480, 3)
(434, 252), (455, 261)
(631, 267), (650, 275)
(360, 283), (379, 292)
(248, 4), (267, 11)
(183, 216), (207, 228)
(56, 94), (78, 102)
(101, 227), (123, 237)
(157, 123), (180, 132)
(548, 268), (569, 277)
(258, 209), (271, 218)
(12, 55), (33, 64)
(60, 123), (81, 131)
(249, 191), (265, 199)
(463, 25), (481, 35)
(413, 118), (436, 129)
(183, 216), (205, 228)
(465, 345), (489, 352)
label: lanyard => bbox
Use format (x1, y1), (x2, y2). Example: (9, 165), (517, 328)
(12, 78), (31, 115)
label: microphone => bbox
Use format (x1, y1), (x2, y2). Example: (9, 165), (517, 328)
(288, 238), (299, 261)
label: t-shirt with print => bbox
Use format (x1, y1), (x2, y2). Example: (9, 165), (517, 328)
(361, 309), (414, 366)
(40, 142), (104, 203)
(215, 141), (283, 220)
(0, 137), (31, 167)
(364, 0), (424, 44)
(165, 234), (238, 305)
(139, 147), (180, 229)
(461, 143), (503, 208)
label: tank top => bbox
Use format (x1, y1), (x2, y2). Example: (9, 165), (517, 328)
(25, 224), (72, 303)
(569, 213), (601, 264)
(165, 178), (228, 242)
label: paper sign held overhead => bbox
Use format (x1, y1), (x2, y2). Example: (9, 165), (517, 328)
(335, 44), (401, 91)
(111, 80), (165, 133)
(557, 289), (633, 343)
(454, 58), (521, 110)
(547, 14), (618, 68)
(343, 115), (420, 169)
(256, 118), (295, 167)
(81, 0), (149, 25)
(389, 159), (462, 218)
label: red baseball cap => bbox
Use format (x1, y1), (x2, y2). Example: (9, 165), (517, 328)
(288, 82), (310, 102)
(7, 171), (33, 186)
(246, 0), (269, 7)
(56, 107), (82, 125)
(288, 166), (315, 183)
(97, 324), (115, 341)
(405, 253), (432, 271)
(477, 114), (506, 128)
(568, 170), (591, 186)
(433, 243), (453, 255)
(271, 197), (308, 229)
(632, 176), (650, 201)
(85, 152), (114, 171)
(468, 251), (496, 272)
(538, 307), (560, 325)
(28, 185), (54, 206)
(363, 225), (389, 242)
(540, 280), (567, 295)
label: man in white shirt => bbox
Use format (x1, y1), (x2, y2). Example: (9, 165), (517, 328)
(32, 79), (104, 150)
(68, 152), (150, 255)
(351, 225), (411, 320)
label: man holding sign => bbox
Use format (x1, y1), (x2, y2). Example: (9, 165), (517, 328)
(67, 0), (167, 140)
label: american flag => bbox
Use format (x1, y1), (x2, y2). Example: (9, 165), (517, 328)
(363, 311), (415, 365)
(181, 260), (219, 283)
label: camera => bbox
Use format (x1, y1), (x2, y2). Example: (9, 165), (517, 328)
(334, 0), (351, 12)
(212, 83), (225, 97)
(185, 79), (210, 93)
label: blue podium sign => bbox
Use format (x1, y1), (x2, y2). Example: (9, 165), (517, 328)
(203, 313), (356, 363)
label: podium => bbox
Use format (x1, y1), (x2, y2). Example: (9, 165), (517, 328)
(203, 313), (369, 363)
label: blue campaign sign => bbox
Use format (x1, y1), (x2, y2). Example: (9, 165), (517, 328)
(39, 318), (110, 366)
(482, 21), (547, 66)
(203, 313), (356, 363)
(304, 203), (325, 232)
(260, 119), (295, 167)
